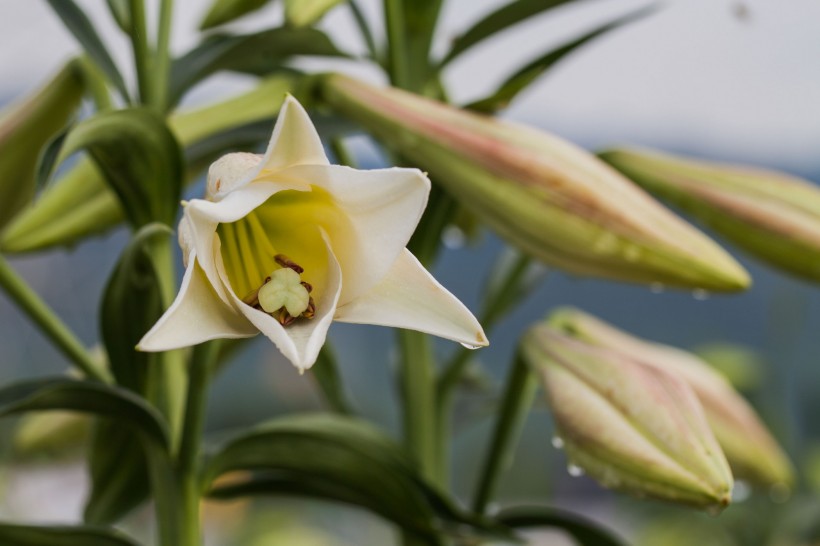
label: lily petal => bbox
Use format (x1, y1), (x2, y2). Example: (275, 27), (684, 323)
(278, 164), (430, 303)
(137, 253), (258, 351)
(335, 249), (488, 348)
(218, 232), (343, 370)
(261, 95), (330, 171)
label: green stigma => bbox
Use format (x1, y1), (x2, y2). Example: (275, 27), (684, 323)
(258, 268), (311, 318)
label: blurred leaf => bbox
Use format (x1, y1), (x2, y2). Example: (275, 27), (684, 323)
(310, 345), (354, 415)
(205, 414), (509, 544)
(34, 123), (73, 194)
(0, 378), (169, 449)
(467, 8), (654, 113)
(401, 0), (443, 88)
(285, 0), (344, 27)
(200, 0), (274, 30)
(185, 120), (273, 174)
(106, 0), (131, 33)
(45, 0), (130, 102)
(46, 108), (183, 229)
(439, 0), (580, 67)
(0, 523), (139, 546)
(482, 248), (547, 329)
(171, 28), (348, 105)
(0, 59), (84, 232)
(13, 411), (91, 459)
(101, 224), (170, 391)
(499, 507), (626, 546)
(84, 422), (150, 525)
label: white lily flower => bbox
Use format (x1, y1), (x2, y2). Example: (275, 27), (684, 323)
(138, 96), (487, 371)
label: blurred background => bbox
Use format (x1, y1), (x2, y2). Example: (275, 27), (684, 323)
(2, 1), (820, 544)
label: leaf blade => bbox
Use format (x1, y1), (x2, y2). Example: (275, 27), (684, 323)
(0, 523), (140, 546)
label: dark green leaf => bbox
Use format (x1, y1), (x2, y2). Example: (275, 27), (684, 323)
(440, 0), (581, 67)
(347, 0), (378, 61)
(45, 0), (130, 101)
(200, 0), (274, 30)
(106, 0), (131, 33)
(0, 378), (169, 449)
(34, 123), (73, 194)
(184, 120), (274, 175)
(171, 28), (349, 105)
(467, 7), (656, 113)
(50, 108), (183, 229)
(101, 223), (170, 391)
(285, 0), (344, 27)
(205, 414), (509, 543)
(84, 422), (150, 525)
(310, 345), (354, 415)
(498, 507), (627, 546)
(0, 522), (139, 546)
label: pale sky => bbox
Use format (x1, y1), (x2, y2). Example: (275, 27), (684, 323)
(2, 0), (818, 173)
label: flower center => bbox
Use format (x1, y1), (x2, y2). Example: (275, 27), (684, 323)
(243, 255), (316, 325)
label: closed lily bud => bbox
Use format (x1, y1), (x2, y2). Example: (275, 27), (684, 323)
(0, 59), (84, 232)
(522, 324), (733, 510)
(600, 146), (820, 282)
(548, 307), (794, 490)
(320, 74), (750, 292)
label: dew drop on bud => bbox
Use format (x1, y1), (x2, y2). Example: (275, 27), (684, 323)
(442, 225), (466, 249)
(692, 288), (710, 301)
(567, 464), (585, 477)
(649, 282), (665, 294)
(460, 342), (483, 350)
(551, 436), (564, 449)
(731, 480), (751, 503)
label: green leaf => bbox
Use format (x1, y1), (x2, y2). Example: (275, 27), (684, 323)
(439, 0), (581, 67)
(205, 414), (508, 543)
(48, 108), (183, 229)
(45, 0), (130, 102)
(106, 0), (131, 33)
(34, 123), (73, 194)
(0, 522), (140, 546)
(0, 59), (84, 232)
(171, 28), (348, 105)
(200, 0), (274, 30)
(285, 0), (345, 27)
(498, 507), (627, 546)
(310, 345), (354, 415)
(0, 378), (169, 449)
(466, 7), (656, 113)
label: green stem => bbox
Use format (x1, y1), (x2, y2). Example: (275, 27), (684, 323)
(398, 330), (438, 484)
(0, 255), (110, 383)
(384, 0), (410, 89)
(329, 136), (356, 168)
(128, 0), (152, 105)
(153, 0), (174, 113)
(312, 345), (353, 415)
(472, 352), (537, 515)
(176, 341), (219, 546)
(347, 0), (378, 63)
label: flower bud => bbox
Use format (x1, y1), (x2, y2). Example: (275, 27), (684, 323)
(319, 74), (750, 292)
(522, 323), (733, 510)
(548, 307), (793, 490)
(600, 146), (820, 282)
(0, 59), (84, 232)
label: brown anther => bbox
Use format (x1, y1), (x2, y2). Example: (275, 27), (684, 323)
(277, 309), (297, 326)
(215, 178), (222, 192)
(274, 254), (304, 274)
(300, 281), (313, 293)
(302, 297), (316, 319)
(242, 288), (260, 307)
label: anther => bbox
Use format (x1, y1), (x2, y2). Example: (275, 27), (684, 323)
(275, 254), (304, 274)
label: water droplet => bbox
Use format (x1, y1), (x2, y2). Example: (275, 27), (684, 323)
(692, 289), (710, 301)
(732, 480), (751, 502)
(769, 482), (791, 503)
(551, 436), (564, 449)
(593, 233), (618, 254)
(624, 245), (641, 262)
(460, 342), (483, 350)
(649, 282), (665, 294)
(567, 464), (585, 477)
(442, 225), (466, 249)
(705, 504), (726, 517)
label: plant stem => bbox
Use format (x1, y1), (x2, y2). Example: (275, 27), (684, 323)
(128, 0), (152, 105)
(154, 0), (174, 113)
(0, 255), (110, 383)
(398, 330), (438, 485)
(347, 0), (378, 63)
(383, 0), (410, 89)
(472, 352), (537, 515)
(176, 341), (218, 546)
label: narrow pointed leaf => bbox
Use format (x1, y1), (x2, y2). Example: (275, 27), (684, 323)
(285, 0), (344, 27)
(171, 28), (347, 105)
(106, 0), (131, 33)
(467, 8), (654, 114)
(499, 507), (626, 546)
(205, 414), (509, 543)
(0, 59), (84, 232)
(0, 523), (139, 546)
(200, 0), (274, 30)
(47, 108), (183, 229)
(35, 123), (73, 193)
(45, 0), (130, 101)
(440, 0), (579, 67)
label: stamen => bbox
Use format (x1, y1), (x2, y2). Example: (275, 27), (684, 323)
(275, 254), (304, 274)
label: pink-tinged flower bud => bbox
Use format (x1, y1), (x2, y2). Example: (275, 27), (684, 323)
(600, 147), (820, 282)
(522, 324), (733, 511)
(548, 307), (793, 490)
(320, 74), (750, 292)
